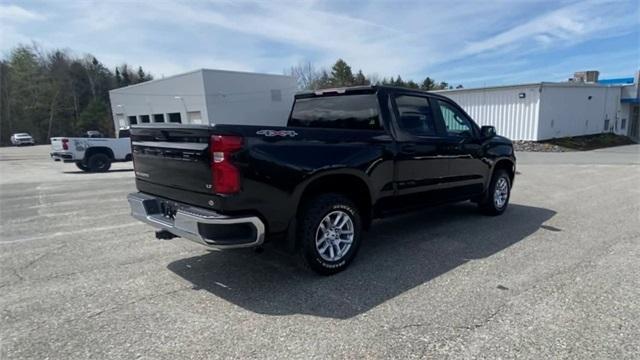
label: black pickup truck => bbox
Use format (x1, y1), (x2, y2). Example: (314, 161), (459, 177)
(128, 85), (515, 274)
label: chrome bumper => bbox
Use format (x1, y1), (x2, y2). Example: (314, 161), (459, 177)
(127, 192), (265, 249)
(50, 152), (74, 162)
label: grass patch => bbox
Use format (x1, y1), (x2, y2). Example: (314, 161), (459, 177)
(542, 133), (635, 151)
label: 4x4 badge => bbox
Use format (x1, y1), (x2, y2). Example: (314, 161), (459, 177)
(256, 129), (298, 137)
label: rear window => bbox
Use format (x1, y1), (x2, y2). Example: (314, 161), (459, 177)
(289, 94), (381, 130)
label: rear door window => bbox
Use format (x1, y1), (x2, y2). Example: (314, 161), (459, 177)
(393, 95), (437, 136)
(289, 94), (381, 130)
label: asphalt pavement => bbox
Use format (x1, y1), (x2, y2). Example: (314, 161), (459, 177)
(1, 144), (639, 359)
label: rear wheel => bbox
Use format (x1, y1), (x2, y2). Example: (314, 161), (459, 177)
(479, 169), (511, 215)
(298, 193), (362, 275)
(87, 153), (111, 172)
(75, 162), (89, 172)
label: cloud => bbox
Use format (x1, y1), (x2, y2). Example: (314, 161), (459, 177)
(460, 1), (634, 57)
(0, 4), (44, 21)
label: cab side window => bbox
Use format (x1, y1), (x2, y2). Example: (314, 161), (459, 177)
(437, 100), (474, 137)
(394, 95), (436, 136)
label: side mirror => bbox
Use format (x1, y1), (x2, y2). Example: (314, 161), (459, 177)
(481, 125), (496, 139)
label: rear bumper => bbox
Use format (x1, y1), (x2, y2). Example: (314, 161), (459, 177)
(50, 152), (75, 162)
(127, 192), (265, 249)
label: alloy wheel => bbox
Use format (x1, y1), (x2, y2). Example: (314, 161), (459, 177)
(315, 210), (354, 262)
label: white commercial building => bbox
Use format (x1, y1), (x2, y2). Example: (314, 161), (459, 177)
(109, 69), (297, 135)
(435, 71), (640, 141)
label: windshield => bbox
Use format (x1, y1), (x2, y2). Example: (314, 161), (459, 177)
(15, 133), (30, 137)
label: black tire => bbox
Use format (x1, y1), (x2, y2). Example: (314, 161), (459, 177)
(479, 169), (511, 216)
(298, 193), (362, 275)
(87, 153), (111, 172)
(75, 162), (90, 172)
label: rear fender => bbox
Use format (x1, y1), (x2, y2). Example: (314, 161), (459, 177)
(291, 168), (374, 208)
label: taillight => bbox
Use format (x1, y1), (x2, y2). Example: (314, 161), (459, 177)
(210, 135), (243, 194)
(62, 138), (69, 150)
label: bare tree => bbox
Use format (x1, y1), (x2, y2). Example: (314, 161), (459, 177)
(287, 61), (320, 90)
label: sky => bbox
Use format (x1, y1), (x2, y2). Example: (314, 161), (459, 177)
(1, 0), (639, 88)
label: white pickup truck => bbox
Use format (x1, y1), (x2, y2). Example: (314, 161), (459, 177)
(50, 130), (131, 172)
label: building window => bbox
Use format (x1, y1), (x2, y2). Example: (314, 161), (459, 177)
(271, 89), (282, 102)
(153, 114), (165, 123)
(128, 116), (137, 125)
(139, 115), (150, 123)
(168, 113), (182, 123)
(187, 111), (202, 124)
(604, 119), (610, 131)
(621, 119), (626, 130)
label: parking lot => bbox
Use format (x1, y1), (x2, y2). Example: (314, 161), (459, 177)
(1, 144), (639, 359)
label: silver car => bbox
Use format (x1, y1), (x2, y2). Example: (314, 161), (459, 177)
(10, 133), (35, 146)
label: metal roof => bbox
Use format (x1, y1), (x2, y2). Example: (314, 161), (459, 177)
(109, 68), (294, 93)
(433, 81), (626, 94)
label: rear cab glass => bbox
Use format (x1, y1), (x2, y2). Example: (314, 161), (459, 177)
(288, 94), (381, 130)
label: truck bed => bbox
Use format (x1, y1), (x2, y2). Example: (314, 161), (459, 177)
(130, 124), (394, 233)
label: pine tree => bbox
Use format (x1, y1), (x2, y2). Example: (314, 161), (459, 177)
(137, 66), (150, 83)
(420, 77), (436, 91)
(394, 75), (405, 87)
(330, 59), (354, 87)
(121, 64), (131, 86)
(354, 70), (367, 85)
(115, 68), (122, 87)
(406, 80), (419, 89)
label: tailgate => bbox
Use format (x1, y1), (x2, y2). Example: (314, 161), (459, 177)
(130, 126), (212, 194)
(50, 137), (66, 151)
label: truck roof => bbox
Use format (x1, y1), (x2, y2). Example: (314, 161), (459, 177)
(295, 85), (452, 101)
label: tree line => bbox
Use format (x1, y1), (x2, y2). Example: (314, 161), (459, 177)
(288, 58), (462, 91)
(0, 44), (461, 146)
(0, 44), (153, 145)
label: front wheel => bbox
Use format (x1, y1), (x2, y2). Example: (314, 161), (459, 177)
(298, 193), (362, 275)
(479, 169), (511, 215)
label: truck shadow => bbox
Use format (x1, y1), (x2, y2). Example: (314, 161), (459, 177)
(167, 202), (555, 319)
